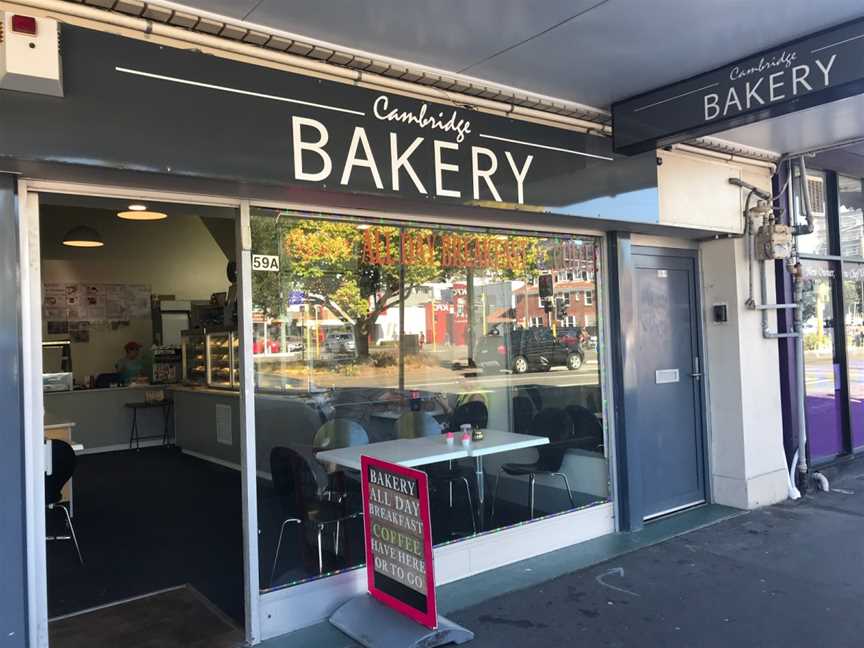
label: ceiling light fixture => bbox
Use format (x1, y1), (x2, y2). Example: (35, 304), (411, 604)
(117, 207), (168, 221)
(62, 225), (104, 248)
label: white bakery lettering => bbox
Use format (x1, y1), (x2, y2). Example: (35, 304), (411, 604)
(291, 104), (534, 204)
(373, 95), (472, 143)
(703, 53), (837, 121)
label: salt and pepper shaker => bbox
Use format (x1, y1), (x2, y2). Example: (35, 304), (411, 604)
(460, 423), (472, 447)
(445, 431), (455, 446)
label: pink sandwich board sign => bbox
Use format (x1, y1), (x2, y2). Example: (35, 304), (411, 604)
(361, 455), (437, 629)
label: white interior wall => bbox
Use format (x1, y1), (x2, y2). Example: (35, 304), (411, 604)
(40, 206), (231, 382)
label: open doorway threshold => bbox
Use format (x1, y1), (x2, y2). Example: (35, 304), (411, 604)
(48, 584), (243, 648)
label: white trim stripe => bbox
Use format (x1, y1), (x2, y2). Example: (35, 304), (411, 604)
(477, 133), (613, 161)
(633, 82), (720, 113)
(115, 67), (366, 116)
(811, 32), (864, 54)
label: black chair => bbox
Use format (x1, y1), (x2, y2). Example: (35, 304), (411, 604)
(491, 407), (576, 520)
(565, 404), (604, 452)
(45, 439), (83, 564)
(512, 396), (535, 435)
(450, 400), (488, 431)
(428, 400), (491, 535)
(269, 446), (361, 584)
(313, 419), (369, 502)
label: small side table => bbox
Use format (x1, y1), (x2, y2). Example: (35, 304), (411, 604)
(125, 400), (173, 450)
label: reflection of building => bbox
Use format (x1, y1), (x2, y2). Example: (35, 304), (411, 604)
(424, 282), (467, 346)
(514, 275), (597, 330)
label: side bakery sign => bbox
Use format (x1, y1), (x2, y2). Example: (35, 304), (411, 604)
(0, 25), (616, 210)
(612, 16), (864, 155)
(361, 455), (437, 628)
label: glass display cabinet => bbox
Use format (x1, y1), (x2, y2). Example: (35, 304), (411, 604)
(181, 331), (207, 385)
(207, 331), (233, 388)
(181, 328), (239, 388)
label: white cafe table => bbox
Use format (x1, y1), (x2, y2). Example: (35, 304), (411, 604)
(315, 429), (548, 529)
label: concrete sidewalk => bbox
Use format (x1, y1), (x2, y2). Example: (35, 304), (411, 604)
(454, 459), (864, 647)
(265, 458), (864, 647)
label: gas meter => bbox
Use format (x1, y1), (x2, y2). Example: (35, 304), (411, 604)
(754, 223), (793, 260)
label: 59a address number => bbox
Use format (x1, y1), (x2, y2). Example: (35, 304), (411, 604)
(252, 254), (280, 272)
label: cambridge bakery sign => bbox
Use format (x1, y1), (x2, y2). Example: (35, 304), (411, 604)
(612, 17), (864, 155)
(0, 25), (629, 212)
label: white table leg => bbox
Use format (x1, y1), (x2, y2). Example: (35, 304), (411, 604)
(475, 455), (484, 530)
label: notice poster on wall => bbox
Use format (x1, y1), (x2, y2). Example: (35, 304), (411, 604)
(361, 455), (437, 629)
(43, 283), (67, 321)
(43, 282), (151, 323)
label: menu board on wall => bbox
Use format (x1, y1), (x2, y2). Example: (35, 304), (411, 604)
(43, 282), (151, 323)
(361, 455), (437, 629)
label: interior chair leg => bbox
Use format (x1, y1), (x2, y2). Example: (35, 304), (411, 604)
(528, 473), (536, 520)
(317, 525), (324, 575)
(335, 520), (341, 556)
(460, 477), (476, 534)
(270, 518), (299, 586)
(554, 473), (576, 509)
(449, 481), (453, 508)
(490, 468), (503, 520)
(59, 504), (83, 565)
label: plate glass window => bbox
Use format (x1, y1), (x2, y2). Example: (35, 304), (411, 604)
(800, 261), (844, 461)
(249, 209), (610, 592)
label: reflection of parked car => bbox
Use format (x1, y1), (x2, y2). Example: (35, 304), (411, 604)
(325, 332), (356, 354)
(476, 327), (584, 374)
(557, 326), (588, 348)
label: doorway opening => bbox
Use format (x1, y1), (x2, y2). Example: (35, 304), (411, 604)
(38, 193), (245, 648)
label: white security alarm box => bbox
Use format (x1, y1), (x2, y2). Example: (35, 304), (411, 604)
(0, 12), (63, 97)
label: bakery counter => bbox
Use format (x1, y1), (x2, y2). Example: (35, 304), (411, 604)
(44, 386), (173, 453)
(171, 385), (327, 475)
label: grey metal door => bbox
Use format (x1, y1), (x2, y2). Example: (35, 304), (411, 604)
(633, 249), (706, 519)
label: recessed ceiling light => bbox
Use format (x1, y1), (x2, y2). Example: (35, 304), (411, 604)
(128, 204), (147, 211)
(63, 225), (104, 248)
(117, 209), (168, 221)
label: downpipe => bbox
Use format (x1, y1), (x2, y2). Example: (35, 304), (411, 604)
(791, 260), (809, 494)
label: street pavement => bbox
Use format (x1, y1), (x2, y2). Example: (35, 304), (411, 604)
(451, 458), (864, 647)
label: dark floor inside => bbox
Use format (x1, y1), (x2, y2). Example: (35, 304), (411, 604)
(47, 447), (245, 626)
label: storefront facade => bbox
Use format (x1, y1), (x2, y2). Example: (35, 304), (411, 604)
(0, 10), (790, 648)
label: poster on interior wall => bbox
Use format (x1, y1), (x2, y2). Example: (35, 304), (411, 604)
(43, 283), (67, 321)
(104, 284), (152, 320)
(361, 455), (437, 629)
(83, 284), (107, 321)
(105, 285), (126, 320)
(65, 284), (82, 320)
(127, 285), (152, 319)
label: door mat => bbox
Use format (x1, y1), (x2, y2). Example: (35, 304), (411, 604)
(49, 584), (243, 648)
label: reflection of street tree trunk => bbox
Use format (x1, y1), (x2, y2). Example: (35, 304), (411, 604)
(354, 320), (370, 358)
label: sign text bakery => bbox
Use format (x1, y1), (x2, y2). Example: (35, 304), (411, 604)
(292, 95), (534, 203)
(0, 26), (632, 212)
(612, 16), (864, 155)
